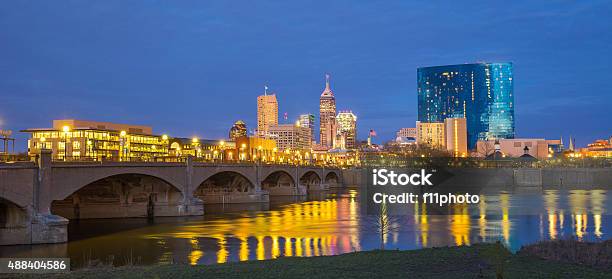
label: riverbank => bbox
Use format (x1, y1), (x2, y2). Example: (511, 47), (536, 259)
(10, 241), (611, 279)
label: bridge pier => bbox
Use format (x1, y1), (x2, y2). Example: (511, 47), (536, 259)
(33, 150), (69, 244)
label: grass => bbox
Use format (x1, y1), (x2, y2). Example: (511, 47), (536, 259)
(8, 242), (612, 279)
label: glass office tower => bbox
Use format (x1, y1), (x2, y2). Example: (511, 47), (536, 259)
(417, 62), (514, 149)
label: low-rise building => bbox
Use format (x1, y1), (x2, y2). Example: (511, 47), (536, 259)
(477, 138), (562, 159)
(22, 119), (168, 160)
(234, 136), (277, 162)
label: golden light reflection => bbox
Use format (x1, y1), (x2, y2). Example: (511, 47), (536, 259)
(500, 193), (510, 245)
(478, 195), (486, 241)
(216, 236), (228, 264)
(594, 214), (602, 238)
(239, 236), (249, 261)
(450, 204), (470, 246)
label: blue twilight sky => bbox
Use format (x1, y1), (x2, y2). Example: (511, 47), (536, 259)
(1, 1), (611, 151)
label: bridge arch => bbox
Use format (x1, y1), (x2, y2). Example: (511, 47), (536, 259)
(0, 197), (28, 229)
(324, 171), (340, 186)
(194, 171), (262, 204)
(51, 167), (186, 202)
(300, 171), (322, 190)
(51, 173), (184, 219)
(261, 170), (301, 196)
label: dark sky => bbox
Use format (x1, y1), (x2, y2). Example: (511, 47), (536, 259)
(1, 1), (611, 151)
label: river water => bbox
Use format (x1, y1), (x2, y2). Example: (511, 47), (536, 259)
(0, 188), (609, 268)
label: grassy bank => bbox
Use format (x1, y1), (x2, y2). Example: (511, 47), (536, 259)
(11, 241), (612, 279)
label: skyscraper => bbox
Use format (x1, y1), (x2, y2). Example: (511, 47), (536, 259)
(257, 89), (278, 137)
(336, 110), (357, 149)
(319, 73), (336, 148)
(298, 114), (315, 144)
(417, 62), (515, 149)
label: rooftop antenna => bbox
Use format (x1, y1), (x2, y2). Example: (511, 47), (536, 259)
(264, 85), (269, 96)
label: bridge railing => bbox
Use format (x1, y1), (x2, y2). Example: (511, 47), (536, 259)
(39, 155), (343, 168)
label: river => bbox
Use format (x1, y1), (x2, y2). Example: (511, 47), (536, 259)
(0, 188), (609, 268)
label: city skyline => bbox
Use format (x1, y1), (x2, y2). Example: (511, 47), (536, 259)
(1, 1), (611, 151)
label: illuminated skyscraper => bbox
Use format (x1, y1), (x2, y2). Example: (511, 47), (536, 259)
(298, 114), (315, 144)
(336, 111), (357, 149)
(319, 73), (336, 147)
(257, 89), (278, 137)
(417, 62), (515, 149)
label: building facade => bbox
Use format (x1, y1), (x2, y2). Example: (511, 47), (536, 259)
(396, 128), (417, 140)
(257, 93), (278, 137)
(234, 136), (277, 161)
(267, 124), (312, 151)
(336, 110), (357, 149)
(444, 118), (468, 157)
(417, 62), (515, 149)
(298, 114), (315, 144)
(229, 120), (248, 141)
(416, 121), (446, 148)
(476, 138), (562, 159)
(319, 73), (337, 148)
(23, 119), (168, 160)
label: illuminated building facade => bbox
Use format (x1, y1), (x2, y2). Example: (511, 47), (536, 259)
(319, 73), (337, 148)
(229, 120), (248, 141)
(169, 138), (235, 160)
(416, 121), (446, 148)
(336, 111), (357, 149)
(257, 93), (278, 137)
(444, 117), (468, 157)
(268, 124), (312, 151)
(477, 138), (562, 159)
(23, 119), (168, 160)
(418, 62), (515, 149)
(234, 136), (277, 161)
(298, 114), (315, 144)
(579, 137), (612, 158)
(396, 128), (417, 140)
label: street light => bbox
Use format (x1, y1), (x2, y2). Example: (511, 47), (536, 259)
(120, 130), (127, 161)
(62, 126), (70, 161)
(219, 140), (225, 162)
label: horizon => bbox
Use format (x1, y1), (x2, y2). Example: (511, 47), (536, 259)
(1, 1), (611, 152)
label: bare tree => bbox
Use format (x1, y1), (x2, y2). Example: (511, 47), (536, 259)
(477, 140), (495, 158)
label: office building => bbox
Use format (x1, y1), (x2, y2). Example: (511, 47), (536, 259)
(336, 110), (357, 149)
(298, 114), (315, 144)
(268, 123), (311, 151)
(229, 120), (248, 141)
(416, 121), (446, 148)
(319, 73), (337, 148)
(418, 62), (515, 149)
(257, 92), (278, 137)
(22, 119), (168, 160)
(444, 117), (468, 157)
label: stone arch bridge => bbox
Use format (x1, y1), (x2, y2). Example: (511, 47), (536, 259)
(0, 151), (342, 245)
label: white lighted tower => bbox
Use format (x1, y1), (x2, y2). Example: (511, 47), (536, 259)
(319, 73), (337, 148)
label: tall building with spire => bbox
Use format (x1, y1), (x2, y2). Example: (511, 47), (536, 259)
(319, 73), (337, 148)
(257, 86), (278, 137)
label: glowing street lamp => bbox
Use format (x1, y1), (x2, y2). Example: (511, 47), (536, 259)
(62, 126), (70, 161)
(119, 130), (127, 161)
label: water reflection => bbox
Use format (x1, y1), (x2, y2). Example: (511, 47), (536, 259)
(0, 189), (609, 267)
